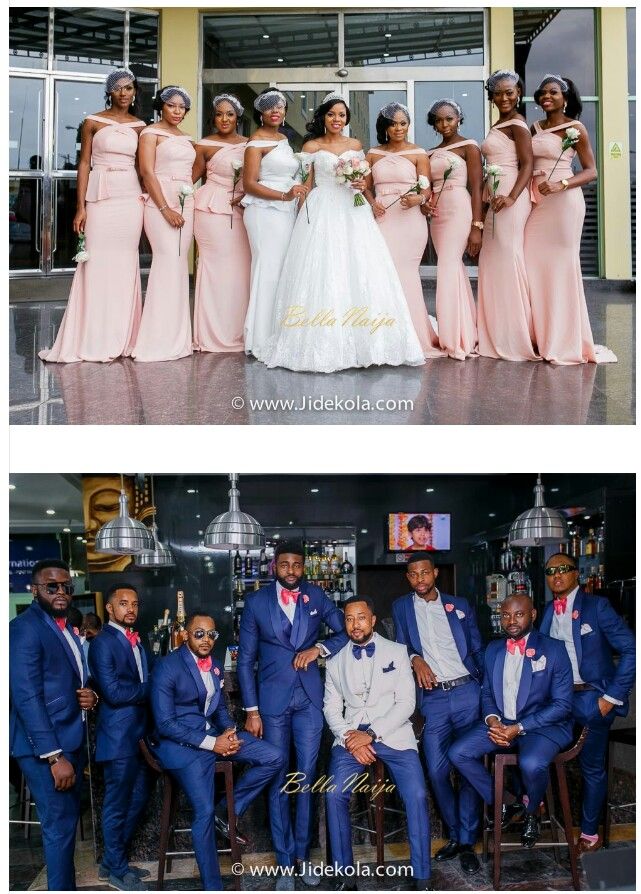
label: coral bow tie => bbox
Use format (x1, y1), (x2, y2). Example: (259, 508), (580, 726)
(125, 629), (140, 648)
(55, 618), (67, 631)
(280, 589), (299, 605)
(554, 597), (567, 614)
(506, 638), (526, 655)
(197, 657), (212, 672)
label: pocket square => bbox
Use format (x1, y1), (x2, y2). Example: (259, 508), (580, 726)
(531, 655), (547, 672)
(309, 609), (318, 616)
(456, 609), (466, 619)
(580, 623), (593, 635)
(382, 661), (396, 673)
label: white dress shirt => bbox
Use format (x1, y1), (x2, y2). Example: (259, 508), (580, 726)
(502, 632), (530, 721)
(108, 620), (144, 682)
(187, 649), (218, 751)
(412, 590), (468, 681)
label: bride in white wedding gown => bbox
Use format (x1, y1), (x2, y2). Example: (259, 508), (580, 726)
(254, 93), (426, 373)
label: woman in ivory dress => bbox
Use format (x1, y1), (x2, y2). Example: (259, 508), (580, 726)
(255, 93), (425, 373)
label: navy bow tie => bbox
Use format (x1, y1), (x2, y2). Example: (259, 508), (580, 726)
(352, 642), (375, 660)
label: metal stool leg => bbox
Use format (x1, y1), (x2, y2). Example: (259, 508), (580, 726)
(555, 763), (580, 891)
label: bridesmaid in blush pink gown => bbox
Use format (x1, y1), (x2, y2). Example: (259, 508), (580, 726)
(365, 102), (444, 358)
(39, 68), (145, 363)
(132, 86), (195, 362)
(426, 99), (483, 360)
(477, 70), (539, 362)
(525, 75), (616, 364)
(192, 94), (249, 352)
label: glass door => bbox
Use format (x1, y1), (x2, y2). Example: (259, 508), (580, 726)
(343, 83), (407, 146)
(274, 83), (346, 150)
(9, 76), (45, 273)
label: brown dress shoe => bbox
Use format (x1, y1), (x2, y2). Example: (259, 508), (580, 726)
(576, 836), (602, 855)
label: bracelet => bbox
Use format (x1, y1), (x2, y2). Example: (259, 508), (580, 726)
(281, 192), (287, 202)
(158, 204), (168, 213)
(419, 195), (427, 206)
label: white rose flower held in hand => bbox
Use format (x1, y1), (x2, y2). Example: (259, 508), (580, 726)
(417, 174), (431, 190)
(484, 163), (503, 238)
(547, 126), (581, 182)
(177, 183), (194, 254)
(72, 232), (89, 263)
(428, 156), (463, 216)
(294, 152), (312, 223)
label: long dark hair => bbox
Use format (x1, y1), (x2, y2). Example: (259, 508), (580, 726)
(105, 78), (141, 116)
(303, 98), (350, 144)
(533, 76), (583, 120)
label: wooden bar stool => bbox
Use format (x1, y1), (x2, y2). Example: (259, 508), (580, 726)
(482, 726), (588, 890)
(9, 771), (84, 841)
(139, 740), (241, 891)
(603, 727), (636, 847)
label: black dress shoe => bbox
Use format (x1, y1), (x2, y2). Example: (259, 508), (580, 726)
(412, 879), (434, 890)
(214, 814), (248, 845)
(434, 840), (459, 861)
(521, 814), (540, 849)
(459, 846), (480, 875)
(490, 801), (526, 830)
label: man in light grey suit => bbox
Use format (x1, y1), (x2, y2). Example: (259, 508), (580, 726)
(323, 596), (432, 891)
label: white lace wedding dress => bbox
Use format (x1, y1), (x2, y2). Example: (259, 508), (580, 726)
(254, 149), (425, 372)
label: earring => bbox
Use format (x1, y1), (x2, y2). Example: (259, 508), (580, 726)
(130, 95), (136, 106)
(563, 103), (567, 112)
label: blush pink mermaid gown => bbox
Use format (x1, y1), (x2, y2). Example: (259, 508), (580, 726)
(132, 129), (195, 362)
(193, 140), (251, 352)
(427, 141), (479, 360)
(477, 119), (539, 361)
(371, 148), (444, 358)
(39, 115), (144, 362)
(525, 120), (616, 364)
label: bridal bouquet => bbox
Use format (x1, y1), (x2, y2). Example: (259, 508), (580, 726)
(334, 156), (371, 207)
(484, 163), (502, 238)
(384, 174), (431, 210)
(230, 159), (243, 229)
(72, 232), (89, 263)
(294, 152), (312, 223)
(178, 183), (194, 254)
(548, 126), (580, 181)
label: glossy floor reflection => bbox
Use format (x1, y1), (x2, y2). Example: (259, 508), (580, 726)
(9, 283), (634, 425)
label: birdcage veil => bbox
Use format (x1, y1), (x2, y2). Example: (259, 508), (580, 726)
(159, 86), (192, 109)
(105, 68), (135, 94)
(213, 93), (244, 116)
(253, 90), (287, 112)
(379, 101), (411, 122)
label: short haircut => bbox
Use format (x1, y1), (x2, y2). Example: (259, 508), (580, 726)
(67, 606), (84, 628)
(343, 594), (375, 613)
(274, 540), (304, 561)
(83, 612), (102, 630)
(406, 552), (436, 569)
(31, 558), (69, 583)
(185, 609), (214, 629)
(105, 582), (139, 603)
(407, 514), (431, 533)
(546, 553), (577, 570)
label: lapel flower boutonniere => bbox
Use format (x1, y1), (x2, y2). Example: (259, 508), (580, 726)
(302, 594), (310, 604)
(444, 603), (454, 613)
(572, 610), (579, 620)
(213, 667), (220, 676)
(525, 648), (535, 658)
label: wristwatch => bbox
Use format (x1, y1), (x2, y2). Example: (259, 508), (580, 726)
(47, 754), (62, 765)
(365, 727), (378, 741)
(472, 220), (484, 230)
(561, 179), (569, 190)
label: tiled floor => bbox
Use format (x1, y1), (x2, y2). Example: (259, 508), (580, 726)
(9, 280), (635, 425)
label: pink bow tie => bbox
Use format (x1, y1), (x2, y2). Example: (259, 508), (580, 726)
(554, 597), (567, 614)
(280, 589), (299, 605)
(197, 656), (212, 672)
(506, 637), (526, 656)
(125, 629), (140, 648)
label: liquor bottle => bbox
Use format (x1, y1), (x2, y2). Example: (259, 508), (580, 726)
(326, 579), (335, 600)
(597, 564), (605, 590)
(159, 608), (170, 655)
(340, 549), (354, 576)
(319, 545), (330, 580)
(233, 549), (242, 575)
(303, 543), (313, 579)
(244, 550), (253, 577)
(596, 524), (605, 555)
(171, 589), (186, 650)
(329, 544), (339, 578)
(338, 581), (346, 602)
(259, 548), (269, 577)
(150, 625), (161, 656)
(569, 530), (581, 559)
(585, 529), (597, 557)
(311, 550), (320, 581)
(344, 579), (354, 599)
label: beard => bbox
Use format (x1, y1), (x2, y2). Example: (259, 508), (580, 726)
(276, 574), (303, 590)
(36, 596), (68, 618)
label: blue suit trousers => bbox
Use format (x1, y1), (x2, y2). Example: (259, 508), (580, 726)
(17, 748), (85, 891)
(101, 754), (152, 878)
(572, 689), (615, 834)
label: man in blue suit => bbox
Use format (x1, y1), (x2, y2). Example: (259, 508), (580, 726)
(238, 541), (348, 890)
(150, 609), (284, 891)
(449, 595), (574, 848)
(539, 554), (636, 853)
(392, 553), (484, 874)
(88, 583), (152, 891)
(10, 559), (98, 890)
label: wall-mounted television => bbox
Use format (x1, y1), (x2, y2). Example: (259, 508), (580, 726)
(386, 512), (451, 552)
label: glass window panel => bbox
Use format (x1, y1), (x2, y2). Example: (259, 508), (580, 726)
(54, 8), (124, 73)
(137, 82), (158, 126)
(627, 8), (636, 96)
(54, 80), (105, 170)
(9, 178), (42, 271)
(10, 78), (44, 171)
(344, 12), (484, 68)
(202, 82), (269, 139)
(9, 8), (49, 70)
(514, 9), (596, 97)
(129, 12), (159, 81)
(203, 15), (338, 69)
(347, 89), (407, 149)
(629, 100), (635, 276)
(278, 88), (340, 151)
(52, 179), (78, 268)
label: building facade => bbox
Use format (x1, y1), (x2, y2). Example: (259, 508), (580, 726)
(9, 6), (635, 280)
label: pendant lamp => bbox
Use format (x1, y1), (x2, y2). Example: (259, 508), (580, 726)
(135, 476), (175, 567)
(204, 473), (264, 550)
(94, 474), (155, 555)
(508, 474), (568, 547)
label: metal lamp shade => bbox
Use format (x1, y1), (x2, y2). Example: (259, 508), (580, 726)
(509, 475), (568, 547)
(94, 490), (156, 555)
(135, 522), (175, 567)
(204, 474), (264, 551)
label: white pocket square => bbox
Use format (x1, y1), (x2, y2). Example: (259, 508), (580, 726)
(309, 609), (318, 616)
(531, 656), (547, 672)
(580, 623), (592, 635)
(456, 610), (466, 619)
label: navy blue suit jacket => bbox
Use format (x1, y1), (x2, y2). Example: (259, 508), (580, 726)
(237, 580), (348, 713)
(482, 629), (573, 746)
(150, 644), (234, 769)
(10, 601), (89, 758)
(539, 590), (635, 716)
(88, 623), (150, 761)
(392, 591), (484, 709)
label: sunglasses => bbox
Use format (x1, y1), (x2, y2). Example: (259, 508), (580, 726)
(191, 629), (219, 641)
(545, 564), (577, 576)
(35, 582), (75, 595)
